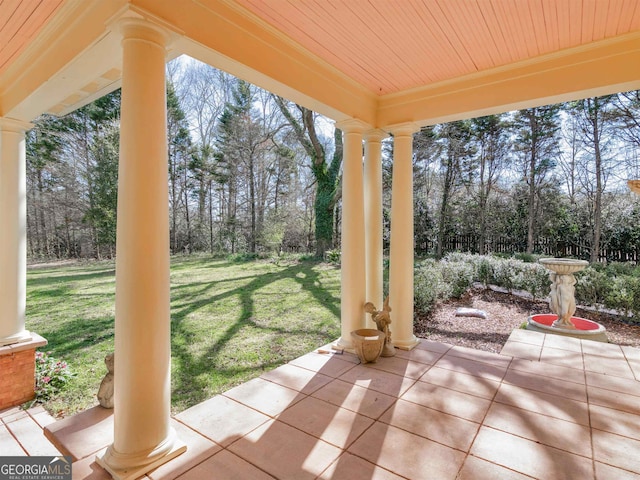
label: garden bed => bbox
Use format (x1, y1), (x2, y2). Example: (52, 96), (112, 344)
(415, 287), (640, 352)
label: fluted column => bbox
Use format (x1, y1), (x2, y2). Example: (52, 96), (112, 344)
(334, 119), (369, 350)
(363, 130), (387, 326)
(388, 123), (419, 350)
(97, 18), (185, 479)
(0, 118), (32, 346)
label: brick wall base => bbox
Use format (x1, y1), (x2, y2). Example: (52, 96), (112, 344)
(0, 334), (47, 411)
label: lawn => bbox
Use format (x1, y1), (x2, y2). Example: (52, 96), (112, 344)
(26, 256), (341, 417)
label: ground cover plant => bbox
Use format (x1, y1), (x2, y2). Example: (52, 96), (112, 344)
(26, 256), (340, 417)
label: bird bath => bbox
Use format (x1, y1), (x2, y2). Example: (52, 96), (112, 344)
(527, 258), (608, 342)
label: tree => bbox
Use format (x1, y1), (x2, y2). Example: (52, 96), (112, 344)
(274, 97), (342, 257)
(568, 95), (618, 263)
(434, 120), (474, 258)
(470, 114), (511, 254)
(167, 81), (193, 253)
(513, 106), (561, 254)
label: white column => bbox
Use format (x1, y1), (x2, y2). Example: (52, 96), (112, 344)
(0, 118), (32, 347)
(334, 119), (368, 350)
(97, 18), (185, 479)
(363, 130), (386, 326)
(388, 123), (419, 350)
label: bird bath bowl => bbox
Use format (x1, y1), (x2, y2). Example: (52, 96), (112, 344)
(527, 314), (608, 342)
(539, 258), (589, 275)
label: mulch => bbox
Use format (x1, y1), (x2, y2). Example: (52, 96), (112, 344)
(414, 287), (640, 353)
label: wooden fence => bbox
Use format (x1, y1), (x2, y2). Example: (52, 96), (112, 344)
(415, 235), (640, 263)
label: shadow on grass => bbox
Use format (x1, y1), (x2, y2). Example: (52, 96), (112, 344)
(37, 314), (115, 359)
(170, 261), (340, 407)
(27, 268), (116, 287)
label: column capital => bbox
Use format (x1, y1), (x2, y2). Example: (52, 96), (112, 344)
(0, 118), (33, 133)
(108, 8), (179, 49)
(335, 118), (371, 134)
(364, 129), (389, 142)
(386, 122), (420, 137)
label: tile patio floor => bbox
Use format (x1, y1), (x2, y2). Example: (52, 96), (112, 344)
(2, 328), (640, 479)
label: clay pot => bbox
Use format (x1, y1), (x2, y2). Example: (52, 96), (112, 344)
(351, 329), (385, 363)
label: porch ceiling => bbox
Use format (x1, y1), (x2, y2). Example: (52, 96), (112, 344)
(0, 0), (639, 128)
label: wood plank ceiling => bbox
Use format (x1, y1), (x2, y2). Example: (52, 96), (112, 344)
(0, 0), (65, 76)
(235, 0), (640, 95)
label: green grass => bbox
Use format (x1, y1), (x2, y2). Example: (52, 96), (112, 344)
(26, 256), (341, 417)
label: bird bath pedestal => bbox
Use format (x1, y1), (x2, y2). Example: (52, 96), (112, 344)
(527, 258), (608, 342)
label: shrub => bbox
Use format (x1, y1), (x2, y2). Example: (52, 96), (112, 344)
(324, 249), (341, 264)
(34, 351), (75, 402)
(574, 267), (610, 307)
(440, 259), (474, 298)
(414, 260), (448, 314)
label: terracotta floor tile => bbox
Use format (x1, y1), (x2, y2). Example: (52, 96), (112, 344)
(542, 333), (583, 352)
(415, 339), (453, 354)
(621, 345), (640, 363)
(583, 354), (635, 379)
(289, 352), (357, 378)
(147, 420), (220, 480)
(6, 415), (62, 456)
(43, 406), (113, 461)
(0, 423), (26, 455)
(260, 363), (333, 394)
(586, 371), (640, 396)
(418, 366), (500, 399)
(588, 385), (640, 415)
(494, 383), (590, 425)
(401, 381), (492, 423)
(499, 340), (541, 361)
(506, 328), (545, 346)
(379, 399), (480, 451)
(366, 355), (432, 379)
(176, 395), (269, 447)
(70, 454), (112, 480)
(1, 407), (28, 423)
(446, 345), (512, 367)
(277, 396), (374, 449)
(582, 341), (625, 358)
(393, 347), (443, 365)
(595, 461), (640, 480)
(223, 377), (306, 417)
(457, 456), (534, 480)
(228, 419), (341, 480)
(434, 355), (508, 382)
(319, 452), (404, 480)
(590, 404), (640, 441)
(470, 427), (594, 480)
(348, 422), (466, 480)
(483, 403), (592, 457)
(338, 365), (416, 397)
(509, 358), (586, 384)
(540, 346), (584, 369)
(176, 450), (275, 480)
(29, 410), (57, 429)
(502, 369), (587, 402)
(592, 429), (640, 474)
(311, 379), (397, 419)
(621, 345), (640, 379)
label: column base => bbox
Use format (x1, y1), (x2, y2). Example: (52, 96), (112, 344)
(333, 338), (355, 354)
(0, 329), (32, 347)
(393, 335), (420, 351)
(96, 428), (186, 480)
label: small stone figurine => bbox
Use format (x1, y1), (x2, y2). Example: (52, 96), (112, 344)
(364, 296), (395, 357)
(97, 353), (114, 409)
